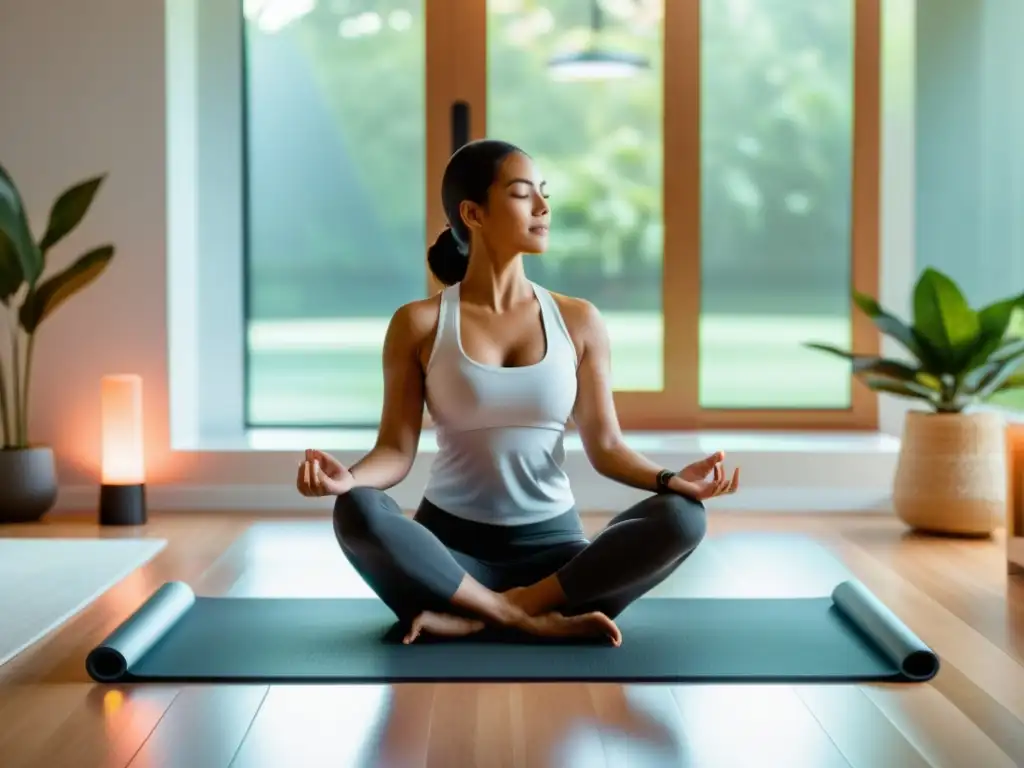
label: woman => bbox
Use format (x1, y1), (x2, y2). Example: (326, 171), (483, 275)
(296, 139), (739, 646)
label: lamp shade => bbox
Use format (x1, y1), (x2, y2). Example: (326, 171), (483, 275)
(548, 49), (650, 81)
(101, 374), (145, 485)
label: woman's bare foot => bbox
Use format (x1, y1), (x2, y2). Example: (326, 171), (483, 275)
(502, 586), (531, 613)
(502, 576), (565, 617)
(521, 611), (623, 647)
(403, 611), (486, 644)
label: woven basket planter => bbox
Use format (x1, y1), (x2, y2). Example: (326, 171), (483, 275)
(893, 410), (1006, 536)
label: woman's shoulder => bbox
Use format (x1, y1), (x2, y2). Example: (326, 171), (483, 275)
(545, 289), (603, 331)
(387, 293), (444, 351)
(543, 288), (607, 350)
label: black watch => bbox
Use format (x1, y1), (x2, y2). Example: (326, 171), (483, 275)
(655, 469), (677, 493)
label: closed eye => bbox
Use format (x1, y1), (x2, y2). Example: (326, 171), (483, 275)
(507, 178), (549, 199)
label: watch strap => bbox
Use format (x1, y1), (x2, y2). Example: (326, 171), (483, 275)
(655, 469), (676, 493)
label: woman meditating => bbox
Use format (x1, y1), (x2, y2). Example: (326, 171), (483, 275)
(296, 139), (739, 646)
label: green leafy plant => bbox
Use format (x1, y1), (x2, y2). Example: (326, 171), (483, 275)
(806, 268), (1024, 414)
(0, 162), (115, 449)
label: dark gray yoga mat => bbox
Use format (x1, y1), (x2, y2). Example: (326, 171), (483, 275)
(85, 580), (939, 684)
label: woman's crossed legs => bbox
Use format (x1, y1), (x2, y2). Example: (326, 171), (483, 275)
(332, 487), (707, 644)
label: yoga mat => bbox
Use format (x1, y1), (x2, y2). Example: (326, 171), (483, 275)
(86, 579), (939, 684)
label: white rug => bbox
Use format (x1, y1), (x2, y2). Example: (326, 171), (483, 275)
(0, 537), (166, 668)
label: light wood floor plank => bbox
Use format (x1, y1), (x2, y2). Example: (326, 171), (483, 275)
(0, 684), (98, 768)
(228, 685), (400, 767)
(127, 686), (270, 768)
(925, 658), (1024, 766)
(587, 684), (693, 767)
(13, 684), (180, 768)
(472, 683), (525, 768)
(513, 681), (608, 768)
(861, 682), (1018, 768)
(668, 684), (851, 768)
(793, 685), (930, 768)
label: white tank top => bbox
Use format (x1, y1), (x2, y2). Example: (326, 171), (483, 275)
(422, 281), (578, 526)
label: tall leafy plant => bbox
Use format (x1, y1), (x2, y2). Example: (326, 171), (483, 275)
(0, 162), (115, 449)
(806, 268), (1024, 413)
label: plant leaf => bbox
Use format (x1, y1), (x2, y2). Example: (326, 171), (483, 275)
(0, 228), (24, 303)
(911, 268), (980, 371)
(990, 337), (1024, 363)
(862, 375), (940, 405)
(803, 342), (939, 389)
(980, 295), (1022, 335)
(19, 245), (115, 333)
(972, 352), (1024, 400)
(995, 372), (1024, 393)
(0, 161), (43, 288)
(853, 291), (945, 372)
(961, 295), (1024, 372)
(960, 346), (1024, 393)
(38, 174), (106, 261)
(804, 341), (853, 359)
(960, 362), (996, 394)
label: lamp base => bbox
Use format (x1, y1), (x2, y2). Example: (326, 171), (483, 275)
(99, 483), (147, 526)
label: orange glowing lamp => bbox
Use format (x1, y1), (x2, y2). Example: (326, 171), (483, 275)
(99, 374), (147, 525)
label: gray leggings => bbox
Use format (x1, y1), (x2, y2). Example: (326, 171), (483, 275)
(333, 487), (707, 624)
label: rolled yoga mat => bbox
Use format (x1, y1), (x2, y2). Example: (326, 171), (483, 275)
(85, 580), (939, 684)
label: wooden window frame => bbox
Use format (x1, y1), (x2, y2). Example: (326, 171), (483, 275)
(424, 0), (880, 432)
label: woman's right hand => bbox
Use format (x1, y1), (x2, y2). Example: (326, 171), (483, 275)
(296, 449), (355, 497)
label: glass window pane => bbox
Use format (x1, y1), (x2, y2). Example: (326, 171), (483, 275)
(243, 1), (426, 426)
(486, 0), (665, 392)
(699, 0), (854, 409)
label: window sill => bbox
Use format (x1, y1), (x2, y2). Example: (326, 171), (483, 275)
(58, 428), (905, 514)
(187, 404), (1024, 455)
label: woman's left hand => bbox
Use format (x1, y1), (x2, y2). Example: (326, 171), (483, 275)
(673, 451), (740, 500)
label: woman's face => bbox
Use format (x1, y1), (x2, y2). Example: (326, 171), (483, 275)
(463, 152), (550, 256)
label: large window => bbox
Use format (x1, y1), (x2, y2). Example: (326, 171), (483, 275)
(699, 0), (855, 410)
(242, 0), (880, 430)
(243, 1), (427, 427)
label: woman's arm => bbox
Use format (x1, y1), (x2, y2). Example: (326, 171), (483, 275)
(567, 299), (676, 493)
(346, 301), (431, 490)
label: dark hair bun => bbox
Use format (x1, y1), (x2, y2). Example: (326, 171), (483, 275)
(427, 227), (468, 286)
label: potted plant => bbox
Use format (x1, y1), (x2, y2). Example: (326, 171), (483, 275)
(0, 162), (115, 522)
(807, 268), (1024, 536)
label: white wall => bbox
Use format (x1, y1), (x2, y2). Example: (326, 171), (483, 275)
(0, 0), (289, 497)
(0, 0), (915, 512)
(915, 0), (1024, 305)
(877, 0), (918, 437)
(0, 0), (173, 487)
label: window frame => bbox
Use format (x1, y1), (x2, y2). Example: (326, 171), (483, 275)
(424, 0), (882, 431)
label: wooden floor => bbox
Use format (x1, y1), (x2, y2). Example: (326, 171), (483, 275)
(1, 509), (1022, 768)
